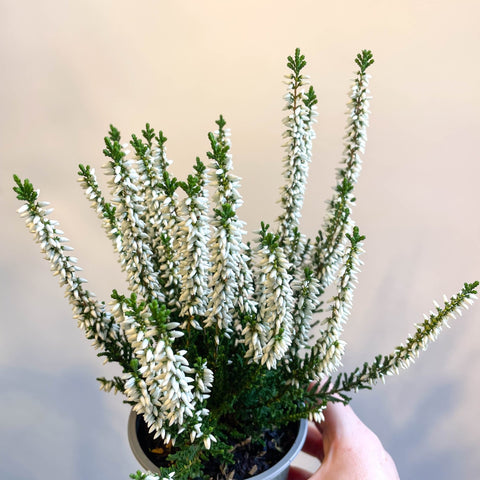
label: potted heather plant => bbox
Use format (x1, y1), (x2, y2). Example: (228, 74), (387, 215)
(13, 49), (478, 480)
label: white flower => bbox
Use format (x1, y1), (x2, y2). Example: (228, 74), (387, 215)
(204, 122), (255, 333)
(176, 171), (211, 319)
(277, 68), (317, 260)
(312, 68), (371, 291)
(289, 269), (321, 354)
(247, 233), (294, 369)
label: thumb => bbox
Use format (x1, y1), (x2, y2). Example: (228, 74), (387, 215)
(316, 402), (366, 458)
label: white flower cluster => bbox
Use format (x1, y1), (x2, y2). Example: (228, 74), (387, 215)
(204, 122), (257, 336)
(104, 142), (163, 301)
(133, 471), (175, 480)
(177, 171), (211, 323)
(17, 197), (124, 355)
(134, 133), (166, 263)
(156, 178), (182, 310)
(289, 268), (321, 355)
(248, 233), (294, 369)
(382, 290), (477, 377)
(334, 285), (479, 397)
(314, 67), (372, 291)
(309, 230), (365, 379)
(277, 73), (317, 256)
(276, 66), (318, 295)
(112, 296), (212, 445)
(78, 164), (123, 254)
(204, 209), (239, 335)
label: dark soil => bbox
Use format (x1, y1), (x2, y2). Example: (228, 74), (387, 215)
(135, 415), (298, 480)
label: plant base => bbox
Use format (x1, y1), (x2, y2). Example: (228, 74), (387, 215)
(128, 411), (308, 480)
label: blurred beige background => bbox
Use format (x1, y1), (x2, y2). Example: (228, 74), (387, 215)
(1, 1), (479, 478)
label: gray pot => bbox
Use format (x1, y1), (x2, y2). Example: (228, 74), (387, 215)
(128, 410), (308, 480)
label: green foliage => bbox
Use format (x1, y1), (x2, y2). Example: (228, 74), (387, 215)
(193, 157), (207, 179)
(179, 174), (201, 197)
(214, 203), (236, 228)
(142, 123), (156, 147)
(329, 281), (479, 399)
(346, 225), (366, 245)
(131, 134), (149, 159)
(13, 175), (37, 203)
(303, 85), (318, 109)
(355, 49), (375, 73)
(286, 47), (307, 83)
(96, 375), (127, 394)
(207, 132), (229, 165)
(162, 170), (179, 197)
(156, 130), (168, 149)
(78, 163), (118, 228)
(103, 125), (124, 160)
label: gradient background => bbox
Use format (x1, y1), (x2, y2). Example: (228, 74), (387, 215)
(1, 1), (479, 479)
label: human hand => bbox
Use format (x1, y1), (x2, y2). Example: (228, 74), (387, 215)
(288, 402), (400, 480)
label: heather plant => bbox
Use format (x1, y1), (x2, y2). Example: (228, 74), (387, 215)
(13, 49), (478, 480)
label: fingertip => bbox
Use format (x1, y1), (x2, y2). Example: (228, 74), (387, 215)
(301, 421), (325, 461)
(321, 402), (357, 432)
(288, 466), (315, 480)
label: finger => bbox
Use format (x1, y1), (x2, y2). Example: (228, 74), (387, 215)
(287, 465), (316, 480)
(316, 402), (364, 458)
(319, 402), (359, 440)
(300, 421), (325, 461)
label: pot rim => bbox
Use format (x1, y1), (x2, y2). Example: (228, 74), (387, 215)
(249, 417), (308, 480)
(128, 410), (163, 472)
(128, 410), (309, 479)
